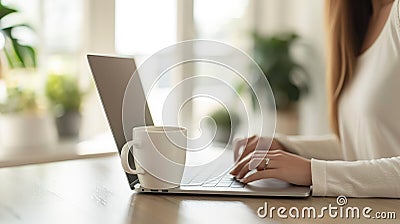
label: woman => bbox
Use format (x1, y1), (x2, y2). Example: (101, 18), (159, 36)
(230, 0), (400, 198)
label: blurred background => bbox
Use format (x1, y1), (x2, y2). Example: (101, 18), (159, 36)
(0, 0), (329, 161)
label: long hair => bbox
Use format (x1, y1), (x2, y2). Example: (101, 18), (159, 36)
(325, 0), (372, 135)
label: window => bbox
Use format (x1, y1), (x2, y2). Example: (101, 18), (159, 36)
(115, 0), (177, 58)
(194, 0), (249, 47)
(115, 0), (178, 125)
(114, 0), (253, 138)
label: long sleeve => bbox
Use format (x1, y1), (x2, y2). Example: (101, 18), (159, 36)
(274, 0), (400, 198)
(275, 134), (343, 160)
(311, 157), (400, 197)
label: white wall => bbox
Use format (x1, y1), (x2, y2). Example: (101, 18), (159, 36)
(80, 0), (116, 138)
(254, 0), (330, 135)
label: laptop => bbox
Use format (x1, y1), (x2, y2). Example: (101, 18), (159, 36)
(87, 54), (310, 197)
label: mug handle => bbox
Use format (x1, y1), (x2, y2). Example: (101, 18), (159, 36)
(121, 140), (145, 174)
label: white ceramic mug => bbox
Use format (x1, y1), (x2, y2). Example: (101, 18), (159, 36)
(121, 126), (187, 189)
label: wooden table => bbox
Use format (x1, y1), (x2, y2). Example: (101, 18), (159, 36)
(0, 156), (398, 224)
(0, 132), (117, 168)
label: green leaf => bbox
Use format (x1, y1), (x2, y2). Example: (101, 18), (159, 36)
(3, 44), (16, 68)
(1, 23), (35, 33)
(1, 24), (37, 69)
(15, 43), (36, 67)
(1, 26), (12, 39)
(0, 2), (17, 19)
(11, 38), (26, 67)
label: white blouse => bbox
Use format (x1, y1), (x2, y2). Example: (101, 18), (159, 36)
(276, 0), (400, 197)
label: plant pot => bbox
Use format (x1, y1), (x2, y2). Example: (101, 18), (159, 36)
(55, 111), (82, 139)
(0, 113), (58, 148)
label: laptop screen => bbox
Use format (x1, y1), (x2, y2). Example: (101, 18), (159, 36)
(87, 54), (153, 189)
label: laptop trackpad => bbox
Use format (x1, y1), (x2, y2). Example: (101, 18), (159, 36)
(246, 178), (291, 190)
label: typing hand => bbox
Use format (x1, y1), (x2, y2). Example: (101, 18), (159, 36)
(232, 135), (284, 166)
(230, 136), (312, 186)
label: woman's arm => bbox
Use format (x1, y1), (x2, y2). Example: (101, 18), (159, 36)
(275, 134), (343, 160)
(231, 134), (344, 184)
(312, 156), (400, 197)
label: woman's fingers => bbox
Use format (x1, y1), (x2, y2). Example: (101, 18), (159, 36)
(230, 154), (251, 175)
(242, 150), (312, 186)
(242, 169), (280, 183)
(236, 161), (251, 179)
(234, 136), (281, 164)
(231, 149), (284, 177)
(236, 154), (281, 179)
(248, 149), (269, 170)
(250, 150), (284, 170)
(235, 135), (259, 162)
(231, 136), (259, 175)
(233, 138), (248, 161)
(255, 154), (280, 170)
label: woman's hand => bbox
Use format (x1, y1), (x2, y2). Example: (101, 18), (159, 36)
(230, 136), (312, 186)
(232, 135), (284, 162)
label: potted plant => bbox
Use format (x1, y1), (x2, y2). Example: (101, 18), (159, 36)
(45, 74), (84, 139)
(207, 108), (240, 144)
(251, 32), (309, 134)
(0, 2), (57, 148)
(0, 86), (57, 148)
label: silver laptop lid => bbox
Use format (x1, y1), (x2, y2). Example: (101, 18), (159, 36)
(87, 54), (153, 189)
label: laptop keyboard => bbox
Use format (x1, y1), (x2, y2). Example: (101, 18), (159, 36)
(200, 174), (245, 188)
